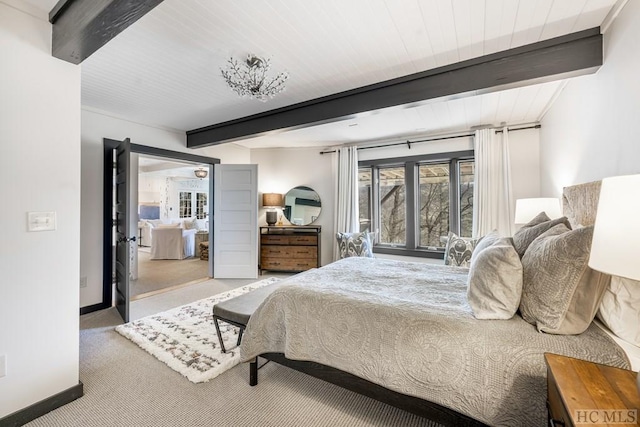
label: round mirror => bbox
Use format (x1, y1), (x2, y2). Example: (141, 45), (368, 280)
(283, 186), (321, 225)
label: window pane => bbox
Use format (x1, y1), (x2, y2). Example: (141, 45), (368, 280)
(196, 192), (207, 219)
(358, 168), (372, 233)
(179, 191), (192, 218)
(459, 160), (474, 238)
(418, 164), (450, 248)
(379, 167), (406, 245)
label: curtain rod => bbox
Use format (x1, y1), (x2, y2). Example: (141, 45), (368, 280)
(319, 124), (541, 155)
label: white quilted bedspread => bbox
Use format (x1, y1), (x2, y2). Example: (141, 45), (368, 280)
(241, 257), (629, 426)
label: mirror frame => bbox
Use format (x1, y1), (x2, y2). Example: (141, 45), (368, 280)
(283, 186), (321, 226)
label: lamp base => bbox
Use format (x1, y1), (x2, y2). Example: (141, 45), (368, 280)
(266, 211), (277, 226)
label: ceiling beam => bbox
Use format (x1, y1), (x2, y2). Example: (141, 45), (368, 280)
(187, 27), (602, 148)
(49, 0), (165, 64)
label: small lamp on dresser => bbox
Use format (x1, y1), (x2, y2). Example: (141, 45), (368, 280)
(588, 174), (640, 393)
(263, 193), (283, 226)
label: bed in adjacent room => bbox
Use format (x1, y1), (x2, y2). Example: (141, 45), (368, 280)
(239, 181), (638, 427)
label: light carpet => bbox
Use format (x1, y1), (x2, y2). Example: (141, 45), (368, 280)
(115, 277), (280, 383)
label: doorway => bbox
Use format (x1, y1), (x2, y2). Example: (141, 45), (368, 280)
(102, 139), (220, 322)
(132, 153), (211, 300)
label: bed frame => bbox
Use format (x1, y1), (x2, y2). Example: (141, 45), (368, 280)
(250, 353), (487, 426)
(248, 181), (601, 427)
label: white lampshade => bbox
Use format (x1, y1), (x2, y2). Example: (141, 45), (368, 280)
(514, 198), (562, 224)
(589, 174), (640, 280)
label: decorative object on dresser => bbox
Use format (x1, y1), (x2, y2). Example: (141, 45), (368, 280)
(545, 353), (640, 427)
(514, 197), (562, 224)
(283, 186), (321, 226)
(588, 173), (640, 393)
(262, 193), (283, 226)
(260, 225), (320, 273)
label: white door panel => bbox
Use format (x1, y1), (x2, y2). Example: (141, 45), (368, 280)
(214, 164), (258, 278)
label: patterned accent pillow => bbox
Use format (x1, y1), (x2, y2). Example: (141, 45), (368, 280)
(443, 231), (477, 267)
(512, 212), (572, 258)
(336, 232), (374, 259)
(519, 224), (610, 335)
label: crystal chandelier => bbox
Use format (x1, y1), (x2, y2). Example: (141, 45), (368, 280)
(220, 54), (289, 101)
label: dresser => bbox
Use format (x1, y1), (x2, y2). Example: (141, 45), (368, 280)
(545, 353), (640, 427)
(260, 226), (321, 273)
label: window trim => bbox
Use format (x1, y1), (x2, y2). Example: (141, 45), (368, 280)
(359, 150), (474, 259)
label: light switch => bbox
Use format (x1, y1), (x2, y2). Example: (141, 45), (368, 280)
(28, 211), (57, 232)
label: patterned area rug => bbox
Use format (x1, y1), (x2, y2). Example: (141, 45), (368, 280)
(115, 277), (280, 383)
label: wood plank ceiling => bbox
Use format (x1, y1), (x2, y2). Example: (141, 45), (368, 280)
(78, 0), (620, 148)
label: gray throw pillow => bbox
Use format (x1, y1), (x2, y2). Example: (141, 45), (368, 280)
(443, 231), (477, 267)
(519, 224), (610, 335)
(467, 236), (523, 320)
(512, 212), (572, 258)
(336, 232), (374, 258)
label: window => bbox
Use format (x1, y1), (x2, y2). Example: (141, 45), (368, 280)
(418, 163), (450, 248)
(180, 191), (208, 219)
(179, 192), (192, 218)
(196, 192), (207, 219)
(379, 166), (406, 245)
(358, 169), (372, 233)
(359, 151), (474, 258)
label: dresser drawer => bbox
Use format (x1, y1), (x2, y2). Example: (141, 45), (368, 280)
(289, 235), (317, 245)
(261, 258), (317, 271)
(261, 246), (317, 259)
(261, 234), (291, 245)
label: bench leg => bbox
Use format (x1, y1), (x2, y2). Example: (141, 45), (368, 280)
(237, 327), (244, 346)
(213, 317), (227, 353)
(250, 357), (258, 386)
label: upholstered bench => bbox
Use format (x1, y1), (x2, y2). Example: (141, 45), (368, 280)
(212, 281), (284, 354)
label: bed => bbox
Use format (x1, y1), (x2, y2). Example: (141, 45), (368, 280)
(239, 182), (635, 427)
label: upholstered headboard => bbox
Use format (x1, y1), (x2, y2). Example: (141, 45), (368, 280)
(562, 180), (602, 227)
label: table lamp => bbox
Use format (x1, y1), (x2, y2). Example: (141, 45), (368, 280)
(514, 198), (562, 224)
(263, 193), (283, 226)
(588, 174), (640, 393)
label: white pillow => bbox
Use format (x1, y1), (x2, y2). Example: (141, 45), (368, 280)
(147, 219), (164, 227)
(467, 236), (523, 320)
(597, 276), (640, 346)
(183, 218), (197, 230)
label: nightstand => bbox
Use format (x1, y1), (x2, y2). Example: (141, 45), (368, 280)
(545, 353), (640, 426)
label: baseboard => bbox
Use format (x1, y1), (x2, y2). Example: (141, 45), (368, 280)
(80, 302), (110, 315)
(0, 381), (83, 426)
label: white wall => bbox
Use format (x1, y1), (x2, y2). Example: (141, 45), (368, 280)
(0, 1), (81, 417)
(80, 110), (250, 307)
(540, 1), (640, 196)
(251, 147), (334, 266)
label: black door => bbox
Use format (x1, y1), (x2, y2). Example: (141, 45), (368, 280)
(115, 138), (134, 322)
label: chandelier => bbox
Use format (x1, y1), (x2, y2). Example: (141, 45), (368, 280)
(220, 54), (288, 101)
(194, 168), (208, 179)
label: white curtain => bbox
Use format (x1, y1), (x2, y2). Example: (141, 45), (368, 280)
(333, 146), (359, 260)
(472, 127), (514, 238)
